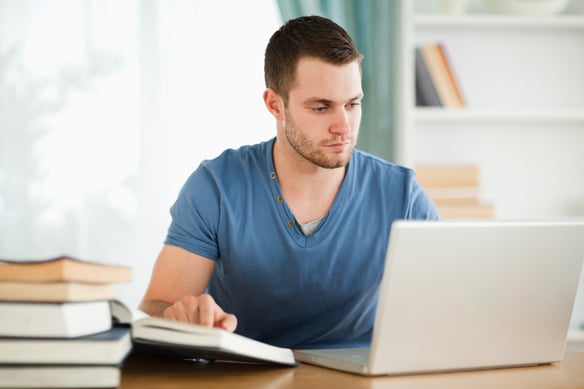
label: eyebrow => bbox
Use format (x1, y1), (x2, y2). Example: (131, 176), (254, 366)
(303, 94), (364, 105)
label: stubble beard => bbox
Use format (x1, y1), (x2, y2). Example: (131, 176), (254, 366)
(284, 115), (354, 170)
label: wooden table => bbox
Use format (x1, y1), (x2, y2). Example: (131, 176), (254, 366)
(121, 351), (584, 388)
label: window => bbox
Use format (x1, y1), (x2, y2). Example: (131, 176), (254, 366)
(0, 0), (282, 306)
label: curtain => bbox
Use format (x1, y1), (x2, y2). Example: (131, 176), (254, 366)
(0, 0), (280, 307)
(277, 0), (398, 162)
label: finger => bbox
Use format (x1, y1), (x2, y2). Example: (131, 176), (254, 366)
(197, 294), (216, 327)
(218, 313), (238, 332)
(179, 295), (201, 323)
(163, 303), (188, 322)
(164, 296), (197, 322)
(211, 302), (237, 332)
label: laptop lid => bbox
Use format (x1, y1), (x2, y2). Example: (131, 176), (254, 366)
(367, 220), (584, 375)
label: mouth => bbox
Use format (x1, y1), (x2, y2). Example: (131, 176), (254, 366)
(325, 140), (351, 151)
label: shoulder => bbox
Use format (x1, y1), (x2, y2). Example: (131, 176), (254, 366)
(349, 150), (440, 220)
(201, 139), (272, 174)
(181, 139), (274, 200)
(350, 149), (416, 182)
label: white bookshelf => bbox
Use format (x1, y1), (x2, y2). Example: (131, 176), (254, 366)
(396, 0), (584, 327)
(397, 0), (584, 220)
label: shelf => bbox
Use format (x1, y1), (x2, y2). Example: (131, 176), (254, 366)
(414, 14), (584, 28)
(414, 108), (584, 123)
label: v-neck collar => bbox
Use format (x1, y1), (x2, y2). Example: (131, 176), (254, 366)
(264, 138), (352, 248)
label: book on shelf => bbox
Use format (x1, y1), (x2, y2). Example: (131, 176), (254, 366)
(111, 300), (298, 367)
(415, 164), (494, 219)
(0, 365), (121, 389)
(415, 164), (478, 189)
(435, 43), (465, 107)
(424, 187), (480, 202)
(0, 300), (112, 338)
(419, 43), (464, 108)
(0, 326), (132, 365)
(434, 203), (495, 219)
(0, 255), (132, 283)
(415, 46), (442, 107)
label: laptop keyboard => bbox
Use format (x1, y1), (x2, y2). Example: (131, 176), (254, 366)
(303, 347), (370, 365)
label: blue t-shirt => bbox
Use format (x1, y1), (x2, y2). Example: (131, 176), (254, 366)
(165, 138), (439, 348)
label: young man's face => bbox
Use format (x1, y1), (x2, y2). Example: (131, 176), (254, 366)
(283, 57), (363, 169)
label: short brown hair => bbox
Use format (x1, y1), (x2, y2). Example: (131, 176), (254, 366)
(264, 15), (362, 104)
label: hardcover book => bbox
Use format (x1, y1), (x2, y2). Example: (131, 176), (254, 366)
(0, 301), (112, 338)
(415, 46), (442, 107)
(0, 365), (121, 389)
(0, 280), (115, 302)
(0, 326), (132, 365)
(420, 43), (464, 108)
(111, 300), (297, 367)
(0, 255), (132, 283)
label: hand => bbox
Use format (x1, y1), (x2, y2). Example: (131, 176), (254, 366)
(162, 294), (238, 332)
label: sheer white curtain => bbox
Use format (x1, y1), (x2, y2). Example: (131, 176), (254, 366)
(0, 0), (281, 307)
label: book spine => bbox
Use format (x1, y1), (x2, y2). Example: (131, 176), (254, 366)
(437, 44), (465, 107)
(420, 43), (464, 108)
(415, 47), (442, 107)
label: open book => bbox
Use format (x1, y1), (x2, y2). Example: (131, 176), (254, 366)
(110, 300), (297, 367)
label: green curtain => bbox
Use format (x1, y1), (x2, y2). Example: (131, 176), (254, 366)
(276, 0), (397, 162)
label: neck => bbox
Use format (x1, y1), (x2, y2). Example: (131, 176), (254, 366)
(273, 137), (347, 224)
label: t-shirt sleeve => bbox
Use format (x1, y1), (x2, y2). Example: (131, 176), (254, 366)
(406, 173), (441, 220)
(164, 163), (220, 260)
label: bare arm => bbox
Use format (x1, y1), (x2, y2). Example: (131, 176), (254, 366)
(139, 244), (237, 331)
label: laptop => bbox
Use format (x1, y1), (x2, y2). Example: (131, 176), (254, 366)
(294, 220), (584, 375)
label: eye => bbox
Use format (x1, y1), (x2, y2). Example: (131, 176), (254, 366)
(347, 102), (361, 109)
(312, 106), (328, 113)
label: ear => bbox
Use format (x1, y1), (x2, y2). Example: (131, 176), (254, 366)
(263, 88), (285, 121)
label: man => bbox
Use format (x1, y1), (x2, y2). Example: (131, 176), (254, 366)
(140, 15), (439, 349)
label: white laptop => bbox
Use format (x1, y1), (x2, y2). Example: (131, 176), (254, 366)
(294, 220), (584, 375)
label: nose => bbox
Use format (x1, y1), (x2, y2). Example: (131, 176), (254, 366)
(330, 109), (351, 135)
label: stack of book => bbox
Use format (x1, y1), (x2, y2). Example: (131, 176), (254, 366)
(415, 164), (495, 219)
(0, 256), (133, 388)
